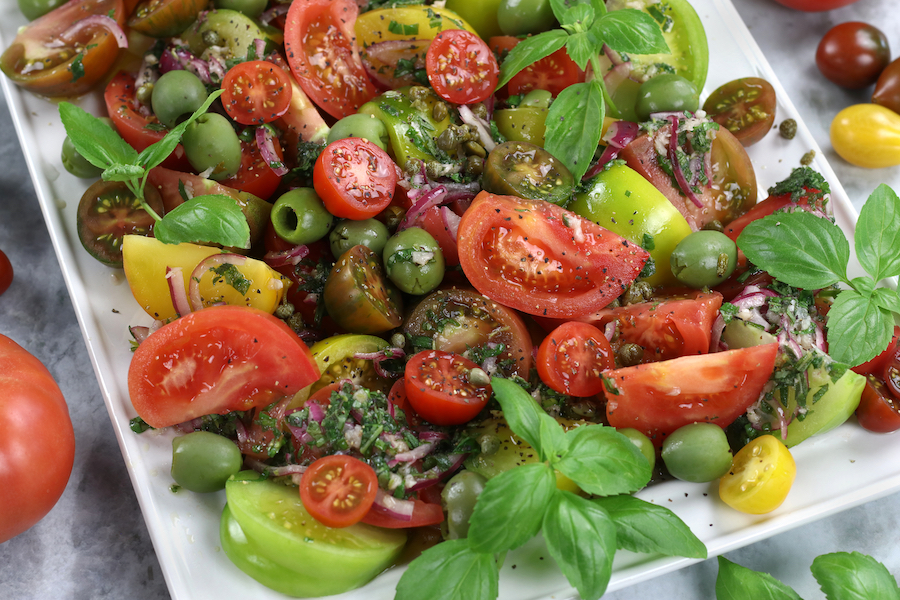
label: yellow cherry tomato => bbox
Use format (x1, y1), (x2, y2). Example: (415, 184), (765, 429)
(830, 103), (900, 168)
(718, 435), (796, 515)
(354, 5), (477, 48)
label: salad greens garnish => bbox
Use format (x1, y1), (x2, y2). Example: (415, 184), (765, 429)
(58, 93), (251, 249)
(497, 0), (669, 180)
(738, 184), (900, 367)
(396, 377), (706, 600)
(716, 553), (900, 600)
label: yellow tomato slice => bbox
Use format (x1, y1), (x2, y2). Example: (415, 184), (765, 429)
(354, 5), (477, 48)
(718, 435), (796, 515)
(122, 235), (288, 322)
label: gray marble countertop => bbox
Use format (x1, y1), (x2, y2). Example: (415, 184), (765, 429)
(2, 0), (900, 598)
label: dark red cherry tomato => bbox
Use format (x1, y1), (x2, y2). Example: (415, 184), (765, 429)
(702, 77), (777, 147)
(816, 22), (890, 90)
(873, 58), (900, 114)
(856, 375), (900, 434)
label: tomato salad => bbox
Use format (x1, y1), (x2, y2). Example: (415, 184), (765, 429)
(4, 0), (896, 598)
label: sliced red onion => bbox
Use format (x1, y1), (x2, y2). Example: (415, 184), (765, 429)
(260, 3), (289, 24)
(392, 443), (434, 464)
(168, 47), (211, 84)
(165, 266), (193, 317)
(585, 120), (641, 178)
(245, 457), (308, 477)
(48, 15), (128, 49)
(370, 488), (415, 521)
(709, 314), (726, 352)
(206, 54), (227, 82)
(129, 325), (151, 345)
(264, 244), (310, 268)
(354, 347), (406, 378)
(439, 206), (460, 242)
(457, 104), (496, 152)
(234, 418), (249, 446)
(602, 44), (626, 67)
(255, 127), (289, 176)
(398, 185), (448, 231)
(666, 116), (704, 209)
(603, 320), (616, 342)
(814, 321), (827, 352)
(188, 254), (248, 311)
(253, 38), (267, 59)
(418, 430), (449, 443)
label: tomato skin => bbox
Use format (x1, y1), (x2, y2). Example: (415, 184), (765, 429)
(873, 58), (900, 114)
(300, 455), (378, 528)
(490, 36), (580, 98)
(885, 346), (900, 401)
(457, 192), (649, 320)
(856, 375), (900, 434)
(220, 138), (284, 201)
(702, 77), (777, 146)
(221, 61), (293, 126)
(283, 0), (377, 119)
(426, 29), (499, 105)
(0, 249), (13, 296)
(0, 0), (126, 97)
(537, 321), (614, 397)
(314, 138), (398, 220)
(831, 104), (900, 169)
(127, 305), (320, 428)
(0, 335), (75, 543)
(771, 0), (859, 11)
(816, 22), (890, 90)
(322, 245), (404, 334)
(405, 350), (492, 426)
(719, 435), (796, 515)
(604, 343), (779, 447)
(127, 0), (206, 37)
(852, 326), (899, 376)
(361, 495), (445, 529)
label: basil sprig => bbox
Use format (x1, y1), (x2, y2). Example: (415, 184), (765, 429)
(395, 377), (706, 600)
(497, 0), (669, 181)
(59, 93), (251, 249)
(738, 184), (900, 367)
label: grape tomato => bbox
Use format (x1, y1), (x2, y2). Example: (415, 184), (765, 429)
(816, 22), (890, 90)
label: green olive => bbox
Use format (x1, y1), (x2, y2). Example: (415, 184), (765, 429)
(213, 0), (268, 19)
(519, 89), (553, 108)
(330, 218), (390, 258)
(151, 69), (210, 129)
(171, 431), (243, 493)
(326, 114), (389, 151)
(181, 113), (242, 180)
(17, 0), (65, 19)
(62, 136), (102, 179)
(441, 470), (487, 540)
(634, 73), (700, 122)
(270, 188), (334, 246)
(669, 230), (738, 289)
(493, 107), (548, 146)
(382, 227), (445, 295)
(497, 0), (555, 36)
(661, 423), (732, 483)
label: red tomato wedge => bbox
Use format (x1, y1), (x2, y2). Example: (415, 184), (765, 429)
(221, 60), (293, 126)
(300, 455), (378, 528)
(537, 321), (615, 397)
(283, 0), (377, 119)
(604, 343), (778, 446)
(457, 192), (649, 319)
(128, 305), (319, 428)
(426, 29), (499, 105)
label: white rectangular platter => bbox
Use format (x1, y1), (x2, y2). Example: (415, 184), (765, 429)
(3, 0), (899, 598)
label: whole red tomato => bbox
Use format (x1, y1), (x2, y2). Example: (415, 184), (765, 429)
(771, 0), (860, 10)
(0, 335), (75, 543)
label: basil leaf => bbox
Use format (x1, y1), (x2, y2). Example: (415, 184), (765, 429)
(153, 194), (251, 249)
(826, 288), (893, 367)
(738, 211), (850, 290)
(137, 90), (223, 171)
(565, 31), (597, 71)
(395, 539), (499, 600)
(543, 491), (616, 600)
(59, 102), (138, 169)
(101, 164), (146, 182)
(593, 495), (707, 559)
(856, 183), (900, 281)
(715, 556), (803, 600)
(557, 3), (594, 32)
(467, 463), (556, 554)
(811, 552), (900, 600)
(554, 426), (651, 496)
(491, 377), (556, 457)
(544, 80), (605, 182)
(497, 29), (568, 89)
(592, 9), (669, 55)
(873, 287), (900, 315)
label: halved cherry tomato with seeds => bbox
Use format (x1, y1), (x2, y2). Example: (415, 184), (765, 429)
(221, 61), (293, 126)
(702, 77), (777, 147)
(426, 29), (499, 105)
(300, 454), (378, 528)
(127, 0), (206, 37)
(313, 138), (398, 220)
(537, 321), (614, 397)
(404, 350), (492, 426)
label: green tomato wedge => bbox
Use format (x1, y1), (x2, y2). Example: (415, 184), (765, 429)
(783, 366), (865, 447)
(607, 0), (709, 91)
(222, 471), (407, 597)
(570, 163), (692, 287)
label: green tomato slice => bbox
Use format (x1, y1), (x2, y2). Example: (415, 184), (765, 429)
(607, 0), (709, 91)
(223, 471), (407, 597)
(306, 333), (393, 398)
(783, 366), (865, 447)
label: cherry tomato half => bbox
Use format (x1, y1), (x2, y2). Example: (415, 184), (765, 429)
(300, 455), (378, 528)
(426, 29), (499, 105)
(816, 22), (890, 90)
(322, 245), (404, 334)
(490, 36), (580, 98)
(404, 350), (492, 426)
(702, 77), (777, 147)
(719, 435), (796, 515)
(127, 0), (206, 38)
(313, 137), (398, 220)
(885, 346), (900, 401)
(537, 321), (614, 397)
(221, 61), (293, 125)
(856, 375), (900, 434)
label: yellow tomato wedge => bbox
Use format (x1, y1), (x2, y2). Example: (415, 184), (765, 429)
(719, 435), (796, 515)
(355, 5), (477, 47)
(122, 235), (288, 322)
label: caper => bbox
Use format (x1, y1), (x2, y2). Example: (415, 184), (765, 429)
(409, 86), (430, 101)
(436, 128), (460, 153)
(465, 155), (484, 176)
(464, 141), (486, 158)
(432, 102), (449, 122)
(470, 103), (488, 119)
(202, 29), (221, 47)
(136, 83), (154, 106)
(617, 342), (644, 367)
(779, 118), (797, 140)
(623, 281), (653, 305)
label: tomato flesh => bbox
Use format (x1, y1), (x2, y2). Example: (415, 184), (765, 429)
(314, 138), (398, 220)
(127, 305), (319, 428)
(702, 77), (777, 147)
(537, 321), (614, 397)
(604, 343), (779, 446)
(457, 192), (649, 319)
(405, 350), (492, 426)
(300, 455), (378, 528)
(856, 375), (900, 434)
(426, 29), (499, 105)
(221, 61), (293, 125)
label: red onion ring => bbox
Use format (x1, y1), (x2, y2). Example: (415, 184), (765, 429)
(48, 15), (128, 49)
(398, 185), (448, 231)
(188, 254), (248, 312)
(370, 488), (415, 521)
(165, 266), (193, 317)
(255, 127), (289, 176)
